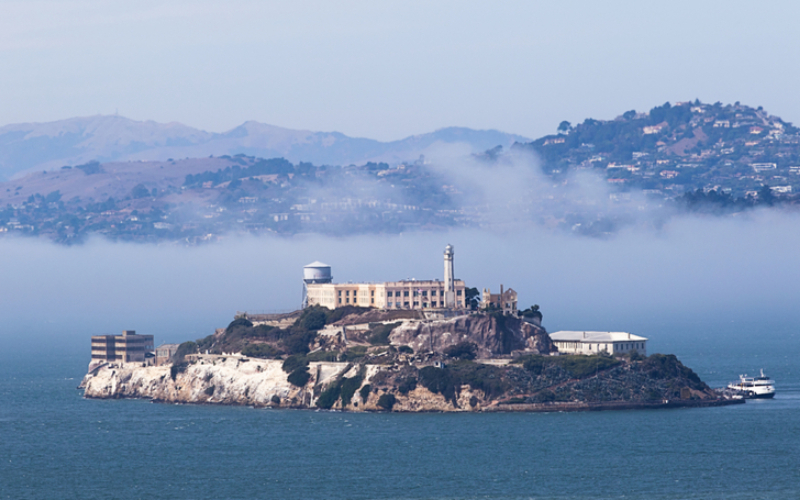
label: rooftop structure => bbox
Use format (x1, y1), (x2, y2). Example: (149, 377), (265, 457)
(549, 331), (647, 356)
(155, 343), (180, 366)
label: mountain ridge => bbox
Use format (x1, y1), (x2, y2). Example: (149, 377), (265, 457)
(0, 115), (530, 180)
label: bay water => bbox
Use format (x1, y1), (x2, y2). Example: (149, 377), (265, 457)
(2, 318), (799, 499)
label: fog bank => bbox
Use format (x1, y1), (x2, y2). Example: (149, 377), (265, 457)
(2, 208), (800, 354)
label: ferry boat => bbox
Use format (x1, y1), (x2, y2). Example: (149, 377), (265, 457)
(727, 369), (775, 399)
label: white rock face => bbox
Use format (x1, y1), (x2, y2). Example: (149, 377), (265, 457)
(80, 354), (477, 412)
(82, 356), (351, 407)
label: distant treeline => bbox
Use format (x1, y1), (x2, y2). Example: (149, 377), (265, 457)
(678, 185), (779, 213)
(183, 156), (312, 187)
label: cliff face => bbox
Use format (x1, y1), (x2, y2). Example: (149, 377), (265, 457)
(390, 314), (553, 358)
(81, 352), (728, 412)
(80, 356), (479, 412)
(82, 357), (305, 407)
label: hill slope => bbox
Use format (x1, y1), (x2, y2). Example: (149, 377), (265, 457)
(0, 116), (529, 180)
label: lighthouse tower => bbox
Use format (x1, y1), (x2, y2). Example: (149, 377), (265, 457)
(444, 244), (455, 308)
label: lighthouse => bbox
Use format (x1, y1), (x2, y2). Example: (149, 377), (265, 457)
(444, 244), (455, 308)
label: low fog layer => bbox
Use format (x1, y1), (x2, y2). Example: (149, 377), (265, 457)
(2, 208), (800, 353)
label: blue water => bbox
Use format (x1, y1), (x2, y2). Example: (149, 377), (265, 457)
(2, 319), (799, 499)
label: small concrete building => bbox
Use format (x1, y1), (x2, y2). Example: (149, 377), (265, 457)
(155, 343), (180, 366)
(91, 330), (154, 363)
(549, 331), (647, 356)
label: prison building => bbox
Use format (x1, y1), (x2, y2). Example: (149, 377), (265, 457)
(305, 279), (467, 310)
(91, 330), (155, 363)
(549, 331), (647, 356)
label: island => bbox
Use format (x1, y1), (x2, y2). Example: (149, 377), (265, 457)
(80, 307), (740, 412)
(81, 248), (741, 412)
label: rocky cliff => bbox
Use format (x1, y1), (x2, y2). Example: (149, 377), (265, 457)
(81, 352), (734, 412)
(80, 356), (472, 412)
(389, 313), (552, 358)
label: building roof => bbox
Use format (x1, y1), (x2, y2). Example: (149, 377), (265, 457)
(304, 261), (330, 268)
(549, 331), (648, 342)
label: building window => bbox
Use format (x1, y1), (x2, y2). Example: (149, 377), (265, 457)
(422, 291), (427, 297)
(371, 298), (374, 304)
(413, 291), (419, 297)
(371, 290), (375, 296)
(387, 291), (393, 297)
(431, 290), (437, 296)
(457, 290), (462, 296)
(338, 298), (342, 304)
(338, 290), (342, 296)
(413, 301), (419, 307)
(404, 302), (409, 307)
(346, 298), (350, 304)
(404, 291), (409, 297)
(423, 302), (428, 308)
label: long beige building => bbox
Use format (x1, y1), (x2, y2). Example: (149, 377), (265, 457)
(305, 244), (468, 310)
(306, 279), (467, 310)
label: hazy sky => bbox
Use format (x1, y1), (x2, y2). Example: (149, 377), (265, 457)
(2, 1), (800, 140)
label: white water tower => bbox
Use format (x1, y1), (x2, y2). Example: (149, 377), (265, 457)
(302, 261), (332, 308)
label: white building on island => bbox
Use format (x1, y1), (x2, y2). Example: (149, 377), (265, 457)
(303, 245), (467, 310)
(549, 331), (647, 356)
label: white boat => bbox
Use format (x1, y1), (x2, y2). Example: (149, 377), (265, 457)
(727, 369), (775, 399)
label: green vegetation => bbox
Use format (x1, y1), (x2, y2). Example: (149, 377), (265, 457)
(464, 287), (480, 310)
(342, 346), (368, 362)
(443, 342), (477, 360)
(170, 362), (188, 381)
(641, 354), (703, 387)
(359, 384), (372, 403)
(520, 304), (542, 320)
(241, 343), (280, 359)
(396, 377), (417, 395)
(173, 341), (198, 363)
(340, 369), (365, 407)
(377, 393), (396, 411)
(418, 361), (508, 403)
(305, 350), (340, 362)
(368, 322), (401, 345)
(315, 367), (365, 409)
(517, 354), (621, 378)
(287, 367), (311, 387)
(316, 385), (341, 410)
(281, 355), (308, 373)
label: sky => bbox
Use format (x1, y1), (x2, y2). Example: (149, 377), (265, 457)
(1, 1), (800, 141)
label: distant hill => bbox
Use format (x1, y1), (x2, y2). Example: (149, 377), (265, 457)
(0, 116), (529, 180)
(517, 100), (800, 198)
